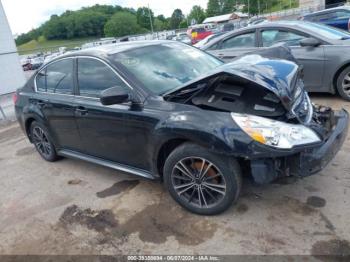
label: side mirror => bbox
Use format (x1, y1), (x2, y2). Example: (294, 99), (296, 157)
(100, 86), (130, 105)
(300, 37), (321, 47)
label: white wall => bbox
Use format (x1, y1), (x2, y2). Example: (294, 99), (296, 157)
(0, 0), (26, 95)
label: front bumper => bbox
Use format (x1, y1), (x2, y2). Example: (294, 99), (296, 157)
(250, 109), (349, 184)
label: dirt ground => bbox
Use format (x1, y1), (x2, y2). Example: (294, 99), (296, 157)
(0, 94), (349, 256)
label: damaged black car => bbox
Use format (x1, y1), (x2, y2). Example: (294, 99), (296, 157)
(14, 41), (348, 215)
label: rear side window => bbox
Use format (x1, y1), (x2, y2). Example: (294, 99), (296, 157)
(77, 58), (128, 98)
(221, 32), (256, 49)
(261, 29), (307, 47)
(36, 59), (74, 94)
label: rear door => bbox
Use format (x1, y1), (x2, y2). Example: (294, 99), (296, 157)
(207, 30), (258, 61)
(34, 58), (82, 150)
(258, 27), (326, 91)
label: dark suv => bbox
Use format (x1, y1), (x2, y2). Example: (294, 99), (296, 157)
(14, 41), (349, 215)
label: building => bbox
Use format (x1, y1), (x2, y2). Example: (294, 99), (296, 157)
(203, 12), (249, 24)
(0, 1), (25, 95)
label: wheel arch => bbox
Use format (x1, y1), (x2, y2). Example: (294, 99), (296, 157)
(25, 117), (37, 142)
(333, 62), (350, 94)
(155, 138), (189, 179)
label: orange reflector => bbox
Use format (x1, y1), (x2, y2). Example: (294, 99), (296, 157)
(249, 131), (266, 144)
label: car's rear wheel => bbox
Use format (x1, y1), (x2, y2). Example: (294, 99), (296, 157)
(30, 121), (59, 162)
(163, 143), (242, 215)
(336, 66), (350, 101)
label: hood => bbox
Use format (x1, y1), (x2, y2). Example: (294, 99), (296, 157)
(165, 46), (312, 123)
(166, 46), (301, 111)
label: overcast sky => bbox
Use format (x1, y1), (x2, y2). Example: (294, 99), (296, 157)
(1, 0), (208, 35)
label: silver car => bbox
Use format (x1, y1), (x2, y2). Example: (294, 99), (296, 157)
(200, 20), (350, 100)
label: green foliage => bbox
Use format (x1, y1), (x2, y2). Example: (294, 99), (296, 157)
(242, 0), (299, 15)
(104, 12), (145, 37)
(136, 7), (154, 31)
(188, 5), (207, 24)
(170, 9), (184, 29)
(179, 20), (189, 29)
(206, 0), (235, 17)
(206, 0), (221, 17)
(154, 18), (168, 31)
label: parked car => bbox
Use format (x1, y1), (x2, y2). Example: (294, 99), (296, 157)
(194, 32), (225, 49)
(14, 41), (348, 215)
(21, 58), (32, 71)
(187, 24), (215, 44)
(300, 6), (350, 31)
(175, 33), (192, 45)
(200, 20), (350, 100)
(30, 57), (45, 70)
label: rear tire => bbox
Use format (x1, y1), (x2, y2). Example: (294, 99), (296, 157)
(30, 121), (59, 162)
(163, 143), (242, 215)
(336, 66), (350, 101)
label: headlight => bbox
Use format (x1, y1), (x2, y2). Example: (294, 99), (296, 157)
(231, 113), (320, 149)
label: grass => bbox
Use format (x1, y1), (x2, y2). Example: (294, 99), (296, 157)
(265, 0), (299, 14)
(17, 37), (99, 55)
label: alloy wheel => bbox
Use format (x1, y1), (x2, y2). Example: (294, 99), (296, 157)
(342, 72), (350, 96)
(171, 157), (227, 209)
(32, 126), (52, 158)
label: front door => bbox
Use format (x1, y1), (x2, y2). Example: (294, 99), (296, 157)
(74, 57), (152, 170)
(259, 28), (325, 91)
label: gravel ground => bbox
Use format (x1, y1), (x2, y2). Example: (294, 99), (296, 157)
(0, 94), (349, 256)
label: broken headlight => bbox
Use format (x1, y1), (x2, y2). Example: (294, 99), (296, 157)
(231, 113), (320, 149)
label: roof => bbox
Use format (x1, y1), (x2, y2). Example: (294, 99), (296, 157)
(203, 12), (248, 24)
(59, 40), (172, 59)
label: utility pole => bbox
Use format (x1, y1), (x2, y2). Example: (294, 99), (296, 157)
(258, 0), (261, 16)
(148, 4), (154, 35)
(248, 0), (250, 16)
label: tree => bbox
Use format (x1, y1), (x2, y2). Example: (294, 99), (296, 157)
(104, 12), (144, 37)
(188, 5), (206, 24)
(157, 15), (166, 23)
(206, 0), (236, 17)
(136, 7), (154, 31)
(154, 18), (168, 31)
(170, 9), (184, 29)
(179, 20), (188, 29)
(206, 0), (221, 17)
(222, 0), (236, 14)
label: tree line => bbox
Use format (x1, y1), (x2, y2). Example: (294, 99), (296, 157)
(15, 0), (297, 46)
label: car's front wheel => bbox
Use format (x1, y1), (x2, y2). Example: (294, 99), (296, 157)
(336, 66), (350, 101)
(163, 143), (242, 215)
(30, 121), (59, 162)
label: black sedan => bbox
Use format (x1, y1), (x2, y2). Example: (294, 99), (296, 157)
(14, 41), (348, 215)
(200, 20), (350, 101)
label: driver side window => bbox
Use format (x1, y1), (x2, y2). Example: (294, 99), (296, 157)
(77, 58), (129, 98)
(261, 29), (307, 47)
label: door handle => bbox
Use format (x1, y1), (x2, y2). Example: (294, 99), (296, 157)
(75, 106), (88, 115)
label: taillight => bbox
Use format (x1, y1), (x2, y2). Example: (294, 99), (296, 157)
(12, 93), (18, 104)
(348, 18), (350, 32)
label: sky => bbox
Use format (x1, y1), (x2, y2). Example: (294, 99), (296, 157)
(1, 0), (208, 35)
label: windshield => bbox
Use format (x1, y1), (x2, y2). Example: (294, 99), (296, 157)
(112, 42), (223, 95)
(298, 22), (350, 40)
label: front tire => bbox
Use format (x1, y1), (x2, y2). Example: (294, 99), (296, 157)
(336, 66), (350, 101)
(163, 143), (242, 215)
(30, 121), (59, 162)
